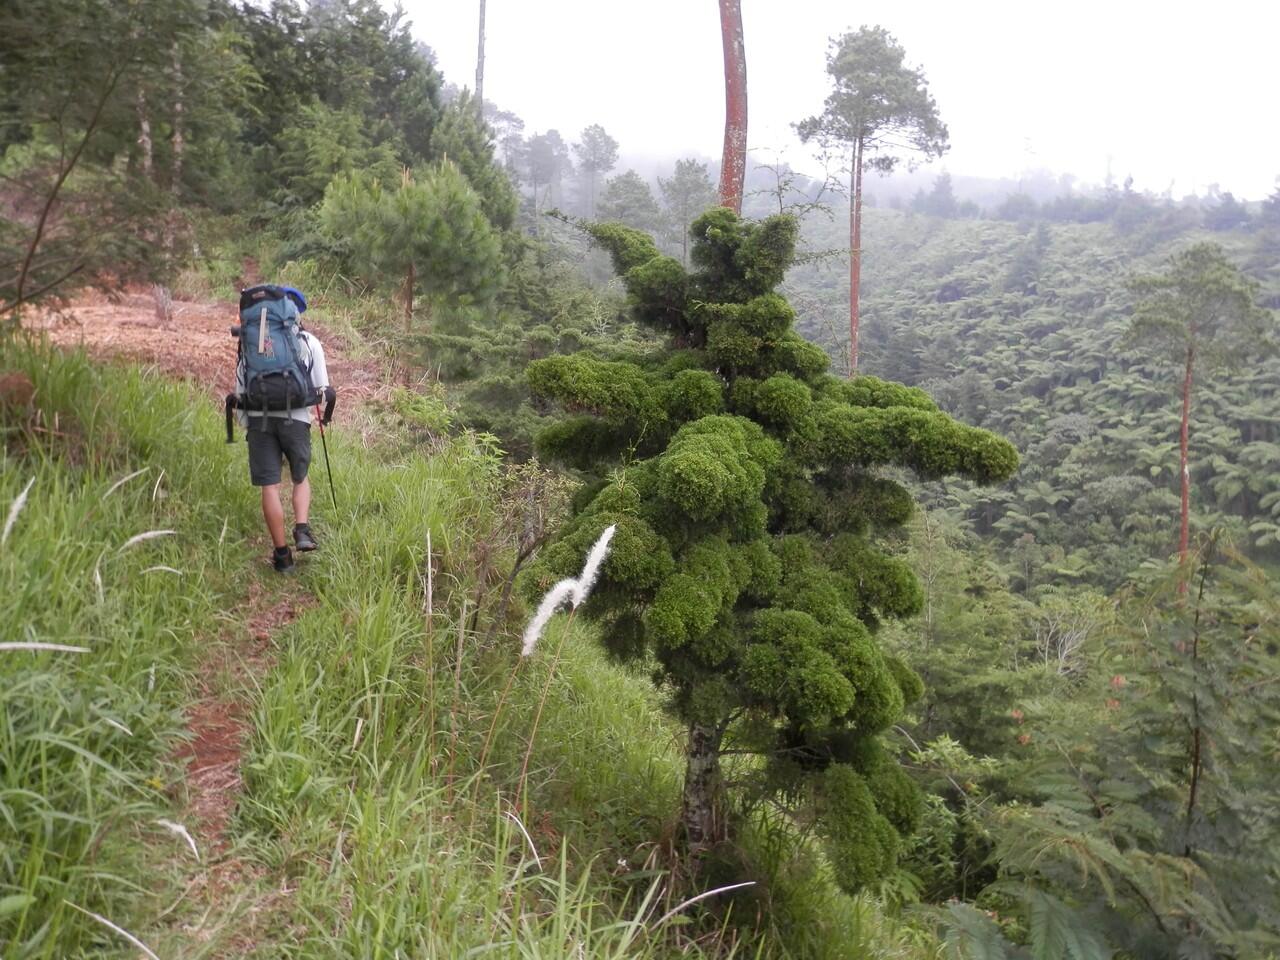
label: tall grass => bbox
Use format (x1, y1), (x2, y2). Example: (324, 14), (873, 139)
(220, 431), (729, 957)
(0, 339), (255, 957)
(1, 337), (943, 958)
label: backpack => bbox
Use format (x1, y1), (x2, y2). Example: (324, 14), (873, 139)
(233, 285), (320, 415)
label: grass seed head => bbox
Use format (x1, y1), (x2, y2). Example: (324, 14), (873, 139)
(63, 902), (161, 960)
(522, 578), (578, 656)
(104, 467), (149, 498)
(521, 524), (617, 656)
(154, 818), (200, 861)
(1, 477), (35, 547)
(118, 529), (176, 551)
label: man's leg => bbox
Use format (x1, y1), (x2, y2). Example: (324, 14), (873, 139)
(248, 420), (289, 554)
(292, 476), (311, 526)
(278, 420), (317, 551)
(260, 484), (287, 548)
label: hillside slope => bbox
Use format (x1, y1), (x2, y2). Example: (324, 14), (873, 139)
(1, 310), (941, 958)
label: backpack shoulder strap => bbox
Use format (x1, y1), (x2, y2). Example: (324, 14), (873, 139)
(257, 306), (269, 354)
(295, 330), (315, 374)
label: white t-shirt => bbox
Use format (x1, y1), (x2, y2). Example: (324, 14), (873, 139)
(235, 329), (330, 426)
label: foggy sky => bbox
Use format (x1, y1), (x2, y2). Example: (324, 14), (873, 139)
(398, 0), (1278, 200)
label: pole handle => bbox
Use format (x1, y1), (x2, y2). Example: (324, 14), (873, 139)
(224, 395), (236, 443)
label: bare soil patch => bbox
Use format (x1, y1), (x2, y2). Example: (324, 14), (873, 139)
(29, 286), (388, 416)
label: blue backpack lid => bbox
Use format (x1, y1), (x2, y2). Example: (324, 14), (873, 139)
(282, 286), (307, 313)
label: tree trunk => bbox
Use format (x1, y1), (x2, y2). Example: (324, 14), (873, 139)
(423, 299), (433, 359)
(847, 135), (864, 377)
(1185, 562), (1206, 855)
(404, 260), (415, 333)
(136, 91), (153, 179)
(474, 0), (486, 109)
(132, 19), (153, 181)
(531, 170), (540, 234)
(1178, 344), (1194, 590)
(170, 45), (184, 201)
(716, 0), (747, 215)
(681, 722), (726, 857)
(162, 43), (184, 283)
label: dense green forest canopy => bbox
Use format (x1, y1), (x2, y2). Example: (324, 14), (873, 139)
(780, 201), (1280, 593)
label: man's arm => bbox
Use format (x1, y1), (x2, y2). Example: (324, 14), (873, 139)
(303, 333), (335, 424)
(305, 334), (330, 391)
(232, 356), (249, 429)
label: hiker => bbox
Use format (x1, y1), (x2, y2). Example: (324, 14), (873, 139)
(225, 285), (336, 573)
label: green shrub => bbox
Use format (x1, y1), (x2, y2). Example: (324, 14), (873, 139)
(527, 209), (1018, 895)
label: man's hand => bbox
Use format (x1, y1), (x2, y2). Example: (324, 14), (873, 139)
(321, 386), (337, 426)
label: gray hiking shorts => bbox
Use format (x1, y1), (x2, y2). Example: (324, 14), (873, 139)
(246, 416), (311, 486)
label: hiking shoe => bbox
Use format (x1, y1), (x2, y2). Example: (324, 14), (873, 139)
(272, 546), (296, 573)
(294, 523), (317, 552)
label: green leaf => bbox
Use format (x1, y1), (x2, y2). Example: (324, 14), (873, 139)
(940, 902), (1013, 960)
(0, 894), (35, 917)
(1026, 888), (1110, 960)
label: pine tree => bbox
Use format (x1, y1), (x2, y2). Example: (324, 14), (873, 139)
(922, 172), (958, 218)
(430, 90), (518, 230)
(526, 210), (1017, 885)
(597, 170), (662, 235)
(795, 26), (948, 374)
(659, 158), (718, 265)
(1123, 243), (1269, 575)
(571, 124), (618, 218)
(289, 0), (440, 161)
(319, 161), (503, 341)
(526, 130), (573, 220)
(233, 0), (442, 197)
(273, 103), (402, 207)
(0, 0), (245, 312)
(1203, 191), (1251, 231)
(1260, 183), (1280, 230)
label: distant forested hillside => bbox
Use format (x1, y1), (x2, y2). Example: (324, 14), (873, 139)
(780, 203), (1280, 590)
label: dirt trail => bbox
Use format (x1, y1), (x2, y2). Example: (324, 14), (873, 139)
(33, 281), (371, 855)
(168, 591), (312, 952)
(29, 287), (385, 953)
(177, 594), (310, 852)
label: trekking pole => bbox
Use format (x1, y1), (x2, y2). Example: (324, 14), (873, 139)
(315, 404), (338, 512)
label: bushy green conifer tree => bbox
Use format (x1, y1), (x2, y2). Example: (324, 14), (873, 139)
(597, 169), (663, 235)
(429, 91), (518, 231)
(274, 103), (402, 207)
(525, 209), (1018, 889)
